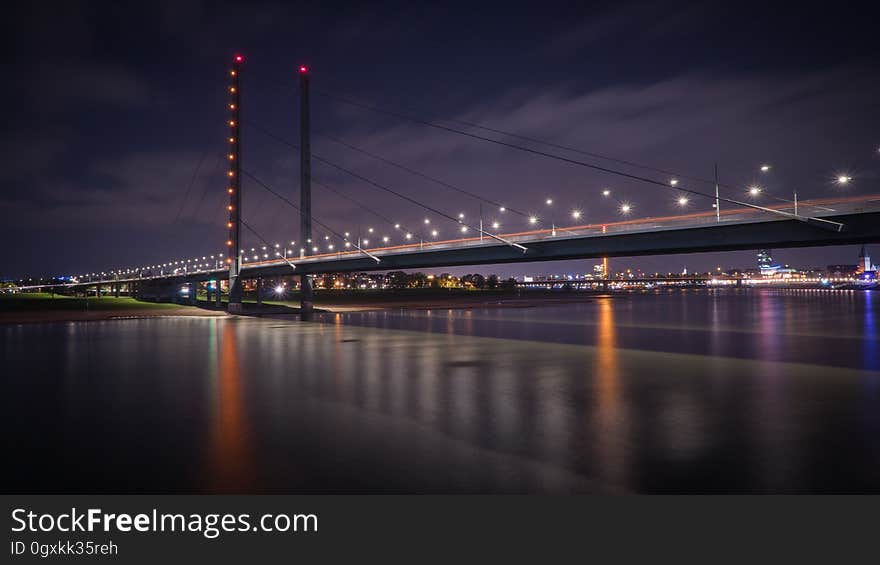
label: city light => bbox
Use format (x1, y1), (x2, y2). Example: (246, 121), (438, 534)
(529, 216), (538, 224)
(837, 175), (851, 184)
(760, 164), (771, 172)
(491, 221), (500, 229)
(274, 285), (284, 295)
(546, 198), (553, 205)
(602, 189), (611, 196)
(677, 196), (689, 206)
(572, 210), (582, 219)
(670, 179), (679, 186)
(749, 186), (762, 196)
(620, 203), (632, 214)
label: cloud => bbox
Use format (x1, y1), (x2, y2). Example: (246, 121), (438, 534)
(312, 65), (878, 230)
(28, 62), (153, 109)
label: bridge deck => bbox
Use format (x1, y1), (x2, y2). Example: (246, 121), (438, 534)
(26, 194), (880, 288)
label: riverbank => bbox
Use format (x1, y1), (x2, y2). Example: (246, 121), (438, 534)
(0, 289), (605, 323)
(0, 294), (227, 324)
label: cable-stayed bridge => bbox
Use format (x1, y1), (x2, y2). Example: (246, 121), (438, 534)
(21, 55), (880, 314)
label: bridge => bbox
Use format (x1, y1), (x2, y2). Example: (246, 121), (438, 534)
(18, 55), (880, 313)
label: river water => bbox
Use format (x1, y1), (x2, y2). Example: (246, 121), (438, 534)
(3, 289), (878, 493)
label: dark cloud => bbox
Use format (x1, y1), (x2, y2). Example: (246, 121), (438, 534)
(2, 0), (879, 277)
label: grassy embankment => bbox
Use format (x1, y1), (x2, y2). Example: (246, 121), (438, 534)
(0, 292), (223, 324)
(0, 293), (183, 312)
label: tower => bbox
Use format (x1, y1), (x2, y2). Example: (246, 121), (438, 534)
(857, 245), (872, 273)
(226, 54), (244, 312)
(757, 249), (778, 276)
(298, 64), (314, 316)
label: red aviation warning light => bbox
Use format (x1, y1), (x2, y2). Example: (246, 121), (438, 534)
(299, 65), (308, 73)
(234, 54), (244, 63)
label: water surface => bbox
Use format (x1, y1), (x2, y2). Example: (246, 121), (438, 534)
(3, 289), (878, 493)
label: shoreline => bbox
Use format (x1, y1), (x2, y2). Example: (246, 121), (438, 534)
(0, 291), (608, 324)
(0, 307), (229, 325)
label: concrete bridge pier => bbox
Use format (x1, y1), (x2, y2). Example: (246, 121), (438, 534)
(215, 281), (222, 307)
(114, 283), (120, 298)
(256, 277), (263, 307)
(300, 275), (314, 320)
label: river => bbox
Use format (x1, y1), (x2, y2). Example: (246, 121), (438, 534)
(3, 289), (878, 493)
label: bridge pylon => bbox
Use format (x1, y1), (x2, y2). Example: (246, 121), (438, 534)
(226, 54), (244, 312)
(298, 64), (314, 318)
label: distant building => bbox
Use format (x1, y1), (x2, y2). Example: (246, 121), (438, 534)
(757, 249), (780, 276)
(857, 245), (873, 274)
(827, 264), (859, 277)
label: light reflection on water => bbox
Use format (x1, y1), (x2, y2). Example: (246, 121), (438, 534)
(3, 289), (879, 493)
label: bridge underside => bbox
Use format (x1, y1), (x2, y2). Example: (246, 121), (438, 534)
(48, 210), (880, 293)
(243, 210), (880, 277)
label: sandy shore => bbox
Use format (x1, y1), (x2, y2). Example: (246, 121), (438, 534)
(1, 291), (607, 324)
(0, 307), (228, 325)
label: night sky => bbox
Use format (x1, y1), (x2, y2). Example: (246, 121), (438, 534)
(4, 1), (879, 279)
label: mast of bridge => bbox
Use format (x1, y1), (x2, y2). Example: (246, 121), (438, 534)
(227, 54), (244, 312)
(298, 64), (314, 318)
